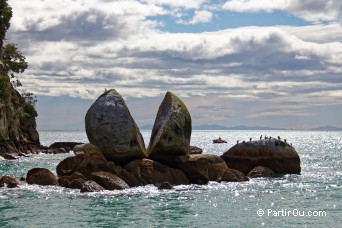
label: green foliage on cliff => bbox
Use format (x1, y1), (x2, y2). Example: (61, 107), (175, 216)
(0, 1), (28, 88)
(22, 92), (37, 116)
(2, 43), (28, 86)
(0, 0), (12, 48)
(0, 0), (35, 115)
(0, 74), (10, 99)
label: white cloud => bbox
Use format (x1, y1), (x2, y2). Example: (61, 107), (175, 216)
(222, 0), (342, 22)
(222, 0), (289, 13)
(279, 23), (342, 43)
(143, 0), (208, 9)
(189, 10), (213, 24)
(8, 0), (165, 35)
(15, 25), (342, 108)
(6, 0), (342, 128)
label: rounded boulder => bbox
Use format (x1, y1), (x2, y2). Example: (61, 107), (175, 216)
(147, 91), (192, 167)
(85, 89), (147, 164)
(221, 139), (301, 175)
(26, 168), (58, 186)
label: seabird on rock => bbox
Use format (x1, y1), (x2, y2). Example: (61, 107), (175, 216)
(237, 140), (239, 144)
(260, 135), (262, 140)
(250, 137), (252, 141)
(278, 136), (281, 140)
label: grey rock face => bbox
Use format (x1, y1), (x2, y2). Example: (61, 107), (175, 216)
(221, 139), (301, 174)
(85, 89), (147, 164)
(147, 91), (192, 167)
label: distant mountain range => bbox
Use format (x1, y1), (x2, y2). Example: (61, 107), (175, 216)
(192, 124), (285, 130)
(140, 124), (342, 131)
(309, 125), (342, 131)
(140, 124), (154, 130)
(140, 124), (284, 130)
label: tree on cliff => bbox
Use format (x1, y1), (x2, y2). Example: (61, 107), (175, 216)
(0, 0), (28, 98)
(0, 0), (39, 151)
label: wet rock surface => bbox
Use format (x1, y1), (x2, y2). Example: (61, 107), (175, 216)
(221, 169), (249, 182)
(26, 168), (59, 186)
(247, 166), (276, 178)
(0, 176), (19, 188)
(176, 154), (228, 185)
(221, 139), (301, 175)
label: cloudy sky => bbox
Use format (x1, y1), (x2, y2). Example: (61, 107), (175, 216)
(7, 0), (342, 130)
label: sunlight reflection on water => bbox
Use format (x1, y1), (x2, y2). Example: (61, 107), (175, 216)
(1, 130), (341, 227)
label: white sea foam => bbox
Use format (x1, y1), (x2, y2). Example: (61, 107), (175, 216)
(0, 130), (341, 227)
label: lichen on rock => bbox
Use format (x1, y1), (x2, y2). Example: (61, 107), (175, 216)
(147, 91), (192, 167)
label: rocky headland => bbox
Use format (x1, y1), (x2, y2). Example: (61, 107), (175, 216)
(0, 61), (41, 158)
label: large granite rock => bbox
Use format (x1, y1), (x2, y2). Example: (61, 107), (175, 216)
(76, 143), (108, 179)
(73, 144), (86, 158)
(109, 166), (141, 187)
(221, 139), (301, 175)
(124, 158), (189, 186)
(26, 168), (59, 186)
(58, 172), (87, 189)
(221, 169), (249, 182)
(170, 168), (190, 185)
(56, 156), (83, 176)
(189, 146), (203, 155)
(80, 143), (107, 165)
(49, 142), (84, 152)
(85, 89), (147, 164)
(247, 166), (276, 178)
(147, 91), (192, 167)
(81, 180), (105, 193)
(91, 171), (130, 190)
(176, 154), (228, 184)
(0, 176), (19, 188)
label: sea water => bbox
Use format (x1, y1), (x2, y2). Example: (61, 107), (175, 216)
(0, 130), (341, 227)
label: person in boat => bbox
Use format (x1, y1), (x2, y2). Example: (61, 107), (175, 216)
(213, 137), (226, 143)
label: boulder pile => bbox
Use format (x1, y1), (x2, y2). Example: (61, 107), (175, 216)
(15, 89), (301, 192)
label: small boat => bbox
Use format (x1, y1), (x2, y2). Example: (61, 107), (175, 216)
(213, 138), (227, 144)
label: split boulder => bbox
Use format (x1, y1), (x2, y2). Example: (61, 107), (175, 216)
(85, 89), (147, 164)
(147, 91), (192, 167)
